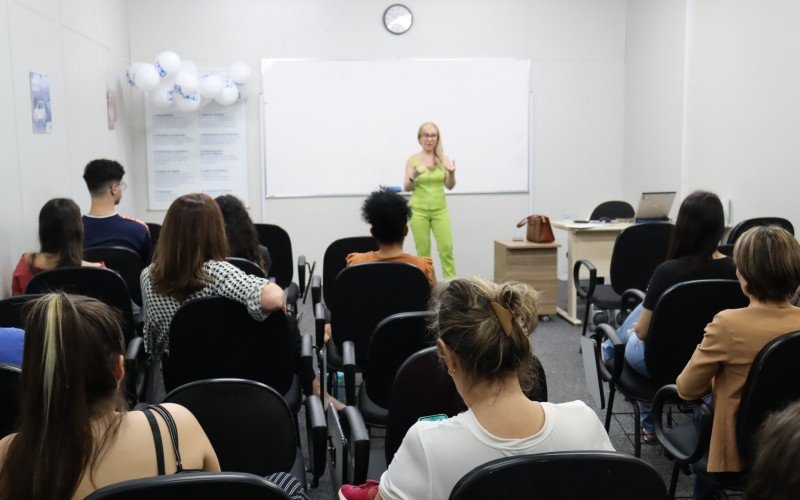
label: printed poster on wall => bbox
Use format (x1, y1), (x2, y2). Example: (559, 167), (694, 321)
(145, 101), (248, 210)
(29, 72), (52, 133)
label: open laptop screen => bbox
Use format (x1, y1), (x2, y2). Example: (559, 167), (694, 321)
(635, 192), (676, 220)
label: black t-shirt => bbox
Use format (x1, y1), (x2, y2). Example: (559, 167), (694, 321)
(643, 257), (737, 310)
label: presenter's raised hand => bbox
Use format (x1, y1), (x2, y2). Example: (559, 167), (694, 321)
(445, 158), (456, 173)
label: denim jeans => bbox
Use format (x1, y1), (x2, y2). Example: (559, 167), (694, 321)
(601, 303), (653, 433)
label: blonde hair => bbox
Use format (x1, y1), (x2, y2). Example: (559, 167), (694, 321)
(430, 277), (541, 390)
(417, 122), (445, 168)
(734, 225), (800, 302)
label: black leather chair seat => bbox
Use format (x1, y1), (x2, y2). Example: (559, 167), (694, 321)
(290, 449), (306, 490)
(604, 358), (660, 403)
(283, 374), (302, 415)
(357, 383), (388, 427)
(592, 285), (623, 309)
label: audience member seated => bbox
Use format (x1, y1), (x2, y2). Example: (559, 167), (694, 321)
(82, 159), (151, 262)
(746, 401), (800, 500)
(215, 194), (272, 275)
(346, 187), (436, 287)
(603, 190), (736, 441)
(140, 193), (285, 359)
(0, 327), (24, 365)
(12, 198), (104, 295)
(677, 225), (800, 498)
(340, 278), (614, 500)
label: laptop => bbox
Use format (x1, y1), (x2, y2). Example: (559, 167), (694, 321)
(635, 192), (676, 221)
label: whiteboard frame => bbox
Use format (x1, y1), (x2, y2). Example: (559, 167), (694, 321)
(260, 58), (532, 200)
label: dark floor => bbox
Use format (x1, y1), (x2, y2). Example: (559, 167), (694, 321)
(298, 281), (742, 500)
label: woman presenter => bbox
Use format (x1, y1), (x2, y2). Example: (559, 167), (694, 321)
(404, 122), (457, 278)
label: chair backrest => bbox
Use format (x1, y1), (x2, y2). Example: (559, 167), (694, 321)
(385, 347), (466, 465)
(0, 362), (21, 438)
(365, 311), (435, 408)
(591, 200), (635, 220)
(0, 294), (43, 329)
(254, 224), (293, 288)
(322, 236), (379, 306)
(26, 267), (135, 343)
(83, 246), (145, 306)
(726, 217), (794, 245)
(330, 262), (430, 365)
(163, 297), (295, 395)
(146, 222), (161, 251)
(449, 451), (667, 500)
(85, 471), (291, 500)
(225, 257), (267, 278)
(609, 222), (673, 294)
(736, 330), (800, 463)
(645, 280), (748, 385)
(164, 379), (297, 477)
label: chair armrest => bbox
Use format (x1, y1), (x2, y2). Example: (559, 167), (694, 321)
(311, 274), (322, 306)
(653, 384), (713, 464)
(341, 406), (370, 485)
(298, 255), (307, 296)
(621, 288), (646, 316)
(314, 302), (328, 348)
(343, 341), (357, 406)
(594, 323), (623, 381)
(304, 395), (327, 487)
(300, 334), (314, 396)
(573, 259), (597, 299)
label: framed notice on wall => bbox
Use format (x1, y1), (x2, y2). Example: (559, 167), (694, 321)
(145, 101), (248, 210)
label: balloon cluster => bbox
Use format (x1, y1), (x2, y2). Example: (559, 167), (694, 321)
(126, 51), (252, 112)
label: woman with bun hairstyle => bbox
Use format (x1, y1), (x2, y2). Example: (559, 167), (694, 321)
(340, 278), (614, 500)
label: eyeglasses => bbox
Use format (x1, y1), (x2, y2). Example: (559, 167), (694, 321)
(422, 133), (438, 139)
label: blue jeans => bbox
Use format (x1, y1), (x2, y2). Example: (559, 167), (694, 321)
(601, 303), (653, 433)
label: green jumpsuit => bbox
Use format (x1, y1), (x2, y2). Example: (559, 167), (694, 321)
(409, 155), (456, 278)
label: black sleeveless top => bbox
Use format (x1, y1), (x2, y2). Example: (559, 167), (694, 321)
(142, 404), (204, 475)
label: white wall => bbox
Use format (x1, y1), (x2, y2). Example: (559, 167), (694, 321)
(0, 0), (134, 297)
(624, 0), (800, 229)
(128, 0), (627, 280)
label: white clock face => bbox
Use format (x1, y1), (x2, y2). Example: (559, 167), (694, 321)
(384, 4), (413, 35)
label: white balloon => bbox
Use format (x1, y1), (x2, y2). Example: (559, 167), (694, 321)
(175, 91), (201, 112)
(173, 71), (199, 96)
(134, 63), (160, 92)
(228, 61), (252, 85)
(199, 74), (224, 99)
(199, 97), (212, 108)
(180, 60), (198, 76)
(154, 51), (182, 79)
(148, 81), (174, 108)
(125, 62), (142, 86)
(215, 80), (239, 105)
(235, 81), (252, 100)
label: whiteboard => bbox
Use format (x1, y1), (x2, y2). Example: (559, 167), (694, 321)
(261, 59), (530, 198)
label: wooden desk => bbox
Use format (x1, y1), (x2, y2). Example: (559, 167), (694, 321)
(494, 240), (560, 316)
(551, 221), (633, 325)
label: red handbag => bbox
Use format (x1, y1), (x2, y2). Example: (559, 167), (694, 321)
(516, 215), (555, 243)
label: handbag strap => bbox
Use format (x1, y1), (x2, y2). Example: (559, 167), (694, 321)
(516, 217), (530, 228)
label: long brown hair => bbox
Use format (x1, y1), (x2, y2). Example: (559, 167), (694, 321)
(29, 198), (84, 271)
(214, 194), (266, 273)
(0, 293), (127, 499)
(150, 193), (229, 301)
(667, 191), (725, 261)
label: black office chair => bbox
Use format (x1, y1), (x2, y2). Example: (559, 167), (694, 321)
(574, 222), (673, 336)
(726, 217), (794, 244)
(312, 236), (379, 307)
(85, 471), (292, 499)
(253, 224), (306, 313)
(0, 362), (21, 438)
(226, 257), (267, 278)
(84, 246), (146, 306)
(450, 451), (667, 500)
(591, 200), (635, 221)
(326, 404), (371, 490)
(717, 243), (734, 257)
(164, 379), (321, 490)
(163, 297), (312, 416)
(145, 222), (161, 251)
(0, 294), (42, 328)
(591, 280), (747, 457)
(653, 330), (800, 499)
(317, 262), (430, 405)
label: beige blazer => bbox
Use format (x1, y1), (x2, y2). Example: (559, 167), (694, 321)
(676, 304), (800, 472)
